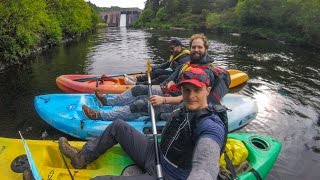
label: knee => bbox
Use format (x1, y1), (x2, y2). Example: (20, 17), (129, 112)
(129, 99), (148, 113)
(131, 85), (148, 96)
(112, 119), (126, 127)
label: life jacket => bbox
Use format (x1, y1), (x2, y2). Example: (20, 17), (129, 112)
(180, 62), (231, 105)
(160, 107), (226, 169)
(169, 49), (190, 68)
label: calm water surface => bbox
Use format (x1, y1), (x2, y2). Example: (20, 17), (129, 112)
(0, 27), (319, 179)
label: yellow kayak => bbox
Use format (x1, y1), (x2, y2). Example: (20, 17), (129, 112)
(0, 133), (281, 180)
(228, 69), (249, 88)
(1, 138), (134, 180)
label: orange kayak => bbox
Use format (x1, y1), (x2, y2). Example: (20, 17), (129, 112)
(56, 70), (248, 94)
(56, 73), (143, 94)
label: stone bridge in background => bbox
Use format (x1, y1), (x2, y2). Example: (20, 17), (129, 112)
(100, 8), (141, 27)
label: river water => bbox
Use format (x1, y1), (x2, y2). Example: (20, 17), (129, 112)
(0, 27), (319, 179)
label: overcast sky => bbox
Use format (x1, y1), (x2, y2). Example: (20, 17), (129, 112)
(87, 0), (146, 9)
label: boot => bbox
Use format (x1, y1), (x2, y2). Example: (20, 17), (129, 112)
(58, 137), (87, 169)
(124, 74), (137, 85)
(22, 168), (34, 180)
(94, 89), (107, 106)
(82, 105), (101, 120)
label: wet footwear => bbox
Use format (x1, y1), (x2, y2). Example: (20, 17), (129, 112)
(124, 74), (137, 85)
(58, 137), (87, 169)
(82, 105), (101, 120)
(94, 90), (107, 106)
(22, 168), (33, 180)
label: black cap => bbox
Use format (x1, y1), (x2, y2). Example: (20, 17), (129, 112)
(169, 38), (182, 46)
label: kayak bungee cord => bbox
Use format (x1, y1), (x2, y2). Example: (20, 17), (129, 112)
(60, 150), (75, 180)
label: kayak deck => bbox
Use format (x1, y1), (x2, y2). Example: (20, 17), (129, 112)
(56, 74), (137, 94)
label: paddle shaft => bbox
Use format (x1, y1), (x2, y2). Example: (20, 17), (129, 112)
(74, 72), (144, 82)
(147, 60), (163, 180)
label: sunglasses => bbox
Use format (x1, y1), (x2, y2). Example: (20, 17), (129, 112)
(180, 71), (210, 85)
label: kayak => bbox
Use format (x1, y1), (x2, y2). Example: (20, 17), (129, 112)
(34, 93), (258, 140)
(0, 133), (281, 179)
(56, 69), (248, 94)
(228, 69), (249, 88)
(56, 73), (143, 94)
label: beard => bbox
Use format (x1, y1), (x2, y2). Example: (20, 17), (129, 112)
(190, 51), (206, 63)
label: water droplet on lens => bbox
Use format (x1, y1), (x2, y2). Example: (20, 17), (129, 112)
(41, 131), (48, 139)
(26, 127), (32, 132)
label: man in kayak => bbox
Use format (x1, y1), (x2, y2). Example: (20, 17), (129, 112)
(124, 38), (190, 85)
(83, 33), (229, 121)
(59, 67), (226, 179)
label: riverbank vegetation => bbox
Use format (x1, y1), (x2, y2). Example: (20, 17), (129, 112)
(0, 0), (100, 68)
(135, 0), (320, 48)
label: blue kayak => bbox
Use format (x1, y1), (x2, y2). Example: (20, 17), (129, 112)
(34, 94), (258, 140)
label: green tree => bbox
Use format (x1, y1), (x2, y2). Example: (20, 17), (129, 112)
(206, 12), (221, 29)
(191, 0), (215, 14)
(140, 8), (156, 23)
(156, 7), (170, 22)
(0, 0), (49, 64)
(0, 0), (100, 66)
(145, 0), (161, 11)
(54, 0), (94, 37)
(296, 0), (320, 46)
(235, 0), (273, 26)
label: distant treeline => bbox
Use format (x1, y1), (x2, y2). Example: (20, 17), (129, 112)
(135, 0), (320, 48)
(0, 0), (101, 67)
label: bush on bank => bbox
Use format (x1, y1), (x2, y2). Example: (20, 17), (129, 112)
(135, 0), (320, 48)
(0, 0), (101, 68)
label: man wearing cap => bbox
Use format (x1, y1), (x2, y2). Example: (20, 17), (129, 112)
(124, 38), (190, 85)
(59, 67), (226, 180)
(82, 33), (224, 122)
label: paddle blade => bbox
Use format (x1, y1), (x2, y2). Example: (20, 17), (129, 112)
(19, 131), (42, 180)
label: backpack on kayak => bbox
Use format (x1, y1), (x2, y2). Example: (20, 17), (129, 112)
(207, 63), (231, 105)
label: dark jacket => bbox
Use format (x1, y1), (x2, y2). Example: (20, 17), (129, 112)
(153, 49), (190, 71)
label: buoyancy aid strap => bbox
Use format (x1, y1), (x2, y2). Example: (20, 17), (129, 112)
(181, 62), (209, 72)
(224, 152), (238, 180)
(249, 168), (262, 180)
(212, 91), (221, 103)
(169, 49), (190, 64)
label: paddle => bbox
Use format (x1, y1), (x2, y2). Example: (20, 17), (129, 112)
(18, 131), (42, 180)
(74, 72), (144, 82)
(147, 60), (164, 180)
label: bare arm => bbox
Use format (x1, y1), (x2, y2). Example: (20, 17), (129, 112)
(187, 137), (221, 180)
(149, 95), (182, 106)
